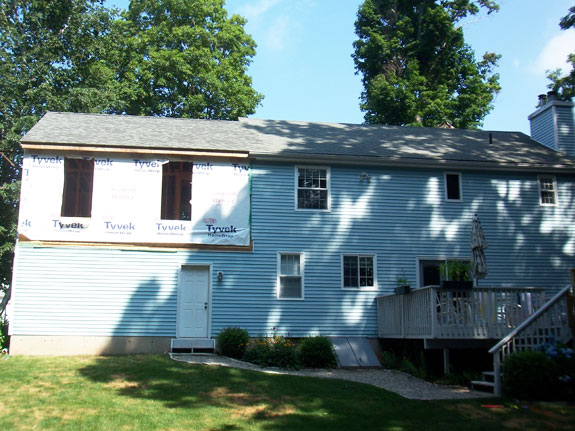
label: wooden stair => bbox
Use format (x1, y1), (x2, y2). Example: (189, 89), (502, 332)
(170, 338), (215, 354)
(471, 371), (498, 393)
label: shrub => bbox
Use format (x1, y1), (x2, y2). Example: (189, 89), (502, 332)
(217, 327), (249, 359)
(503, 350), (560, 400)
(243, 332), (299, 369)
(298, 336), (337, 368)
(380, 350), (428, 380)
(243, 338), (272, 365)
(380, 351), (402, 369)
(0, 318), (8, 351)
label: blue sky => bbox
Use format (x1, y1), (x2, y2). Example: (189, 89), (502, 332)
(107, 0), (575, 135)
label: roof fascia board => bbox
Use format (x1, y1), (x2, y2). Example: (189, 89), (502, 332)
(251, 153), (575, 174)
(21, 143), (248, 158)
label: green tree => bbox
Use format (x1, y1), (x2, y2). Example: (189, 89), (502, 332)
(0, 0), (118, 294)
(353, 0), (501, 128)
(110, 0), (263, 119)
(0, 0), (263, 306)
(547, 6), (575, 100)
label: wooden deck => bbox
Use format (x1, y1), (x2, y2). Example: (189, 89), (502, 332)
(377, 286), (547, 347)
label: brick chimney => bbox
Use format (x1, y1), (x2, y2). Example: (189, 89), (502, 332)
(528, 91), (575, 156)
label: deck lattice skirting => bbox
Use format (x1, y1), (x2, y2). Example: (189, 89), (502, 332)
(377, 286), (548, 341)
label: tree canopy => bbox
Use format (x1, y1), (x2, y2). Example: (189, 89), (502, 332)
(353, 0), (501, 128)
(547, 6), (575, 100)
(0, 0), (262, 291)
(111, 0), (263, 119)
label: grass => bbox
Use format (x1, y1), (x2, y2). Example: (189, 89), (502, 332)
(0, 354), (573, 430)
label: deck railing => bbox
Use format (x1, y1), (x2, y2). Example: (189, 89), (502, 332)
(488, 284), (573, 396)
(377, 286), (547, 340)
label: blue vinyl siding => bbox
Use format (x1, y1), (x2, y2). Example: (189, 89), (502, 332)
(557, 106), (575, 156)
(530, 107), (556, 150)
(10, 161), (575, 339)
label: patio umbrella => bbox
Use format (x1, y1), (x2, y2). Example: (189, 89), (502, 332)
(471, 213), (488, 287)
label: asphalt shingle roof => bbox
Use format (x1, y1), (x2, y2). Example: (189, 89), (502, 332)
(20, 112), (575, 170)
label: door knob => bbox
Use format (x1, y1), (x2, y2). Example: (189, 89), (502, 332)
(204, 302), (208, 310)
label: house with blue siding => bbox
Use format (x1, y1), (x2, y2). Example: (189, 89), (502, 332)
(8, 92), (575, 355)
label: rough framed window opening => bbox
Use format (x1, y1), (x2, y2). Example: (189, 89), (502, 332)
(61, 158), (94, 217)
(278, 253), (303, 299)
(343, 255), (374, 288)
(297, 167), (329, 210)
(162, 162), (193, 220)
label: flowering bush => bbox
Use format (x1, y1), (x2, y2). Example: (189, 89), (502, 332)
(503, 340), (575, 401)
(243, 329), (299, 369)
(217, 327), (249, 359)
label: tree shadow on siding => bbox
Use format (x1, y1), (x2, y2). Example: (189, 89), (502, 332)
(104, 275), (177, 354)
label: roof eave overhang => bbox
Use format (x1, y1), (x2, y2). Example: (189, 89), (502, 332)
(20, 142), (575, 174)
(251, 153), (575, 174)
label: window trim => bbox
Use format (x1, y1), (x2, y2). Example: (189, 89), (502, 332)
(537, 175), (558, 207)
(294, 166), (331, 212)
(341, 253), (378, 291)
(444, 172), (463, 202)
(277, 252), (305, 300)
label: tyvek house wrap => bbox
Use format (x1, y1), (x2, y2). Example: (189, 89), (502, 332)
(18, 154), (251, 246)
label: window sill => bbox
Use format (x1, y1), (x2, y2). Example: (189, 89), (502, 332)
(341, 287), (378, 291)
(295, 208), (331, 213)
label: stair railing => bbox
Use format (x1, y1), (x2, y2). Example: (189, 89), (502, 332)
(488, 284), (573, 396)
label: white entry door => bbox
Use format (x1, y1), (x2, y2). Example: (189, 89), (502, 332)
(177, 266), (210, 338)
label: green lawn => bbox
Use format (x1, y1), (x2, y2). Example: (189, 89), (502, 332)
(0, 354), (573, 430)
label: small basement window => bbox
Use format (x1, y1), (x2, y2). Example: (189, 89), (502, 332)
(296, 167), (330, 210)
(342, 255), (375, 289)
(161, 162), (193, 220)
(277, 252), (304, 299)
(538, 176), (557, 206)
(61, 158), (94, 217)
(444, 172), (462, 201)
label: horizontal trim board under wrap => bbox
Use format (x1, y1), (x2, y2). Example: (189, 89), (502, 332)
(18, 236), (254, 252)
(21, 143), (249, 158)
(250, 153), (575, 173)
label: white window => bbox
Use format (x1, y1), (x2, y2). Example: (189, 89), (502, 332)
(277, 252), (304, 299)
(342, 254), (376, 289)
(444, 172), (462, 201)
(538, 175), (557, 206)
(296, 167), (330, 211)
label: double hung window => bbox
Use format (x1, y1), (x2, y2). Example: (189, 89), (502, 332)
(277, 253), (304, 299)
(296, 167), (329, 210)
(538, 176), (557, 206)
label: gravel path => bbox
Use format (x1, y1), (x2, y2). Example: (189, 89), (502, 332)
(170, 353), (493, 400)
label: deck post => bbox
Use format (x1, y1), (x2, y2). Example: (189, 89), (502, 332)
(493, 351), (502, 396)
(430, 287), (437, 338)
(443, 348), (450, 375)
